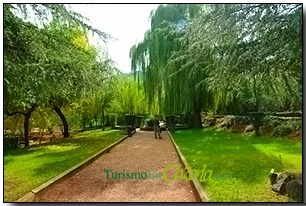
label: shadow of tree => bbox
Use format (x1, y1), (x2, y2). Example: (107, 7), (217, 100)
(4, 130), (124, 158)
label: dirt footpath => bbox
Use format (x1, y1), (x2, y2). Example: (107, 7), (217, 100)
(38, 130), (198, 202)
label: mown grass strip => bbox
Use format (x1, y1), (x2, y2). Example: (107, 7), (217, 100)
(171, 127), (302, 202)
(4, 128), (127, 202)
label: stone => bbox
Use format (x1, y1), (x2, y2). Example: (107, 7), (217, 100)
(219, 121), (227, 127)
(216, 118), (224, 123)
(270, 172), (296, 195)
(208, 118), (216, 126)
(269, 173), (278, 185)
(286, 180), (302, 201)
(271, 180), (287, 195)
(244, 125), (254, 133)
(226, 120), (233, 128)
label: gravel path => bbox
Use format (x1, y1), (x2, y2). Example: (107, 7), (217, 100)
(38, 130), (198, 202)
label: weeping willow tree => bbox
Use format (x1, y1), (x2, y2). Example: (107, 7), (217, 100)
(195, 4), (303, 113)
(109, 74), (149, 115)
(130, 4), (205, 127)
(131, 3), (302, 129)
(168, 4), (302, 115)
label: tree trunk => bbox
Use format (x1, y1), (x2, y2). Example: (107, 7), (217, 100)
(24, 105), (36, 147)
(53, 105), (69, 138)
(102, 108), (105, 131)
(82, 122), (86, 131)
(24, 114), (30, 147)
(194, 110), (202, 128)
(193, 94), (202, 128)
(187, 113), (194, 128)
(81, 112), (87, 131)
(5, 105), (36, 148)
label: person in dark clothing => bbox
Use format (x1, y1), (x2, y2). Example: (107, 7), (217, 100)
(153, 115), (162, 139)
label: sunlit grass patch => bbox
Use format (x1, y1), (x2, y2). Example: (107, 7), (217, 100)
(4, 128), (126, 202)
(172, 127), (302, 202)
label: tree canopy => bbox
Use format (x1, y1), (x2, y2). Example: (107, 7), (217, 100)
(4, 3), (115, 146)
(130, 4), (302, 127)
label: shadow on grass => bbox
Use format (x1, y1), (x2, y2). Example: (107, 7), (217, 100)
(32, 159), (76, 179)
(33, 138), (119, 159)
(4, 129), (125, 158)
(4, 146), (49, 157)
(3, 158), (14, 167)
(172, 127), (301, 184)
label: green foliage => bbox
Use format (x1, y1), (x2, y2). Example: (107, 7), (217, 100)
(130, 4), (203, 115)
(116, 114), (126, 126)
(270, 119), (302, 137)
(145, 117), (154, 127)
(272, 125), (292, 137)
(4, 4), (117, 139)
(4, 4), (110, 112)
(108, 113), (117, 129)
(4, 114), (24, 135)
(265, 118), (282, 129)
(109, 74), (148, 115)
(131, 4), (302, 119)
(30, 107), (60, 132)
(4, 136), (19, 150)
(284, 120), (302, 130)
(263, 117), (302, 132)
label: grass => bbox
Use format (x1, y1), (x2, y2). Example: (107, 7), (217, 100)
(171, 127), (302, 202)
(4, 128), (126, 202)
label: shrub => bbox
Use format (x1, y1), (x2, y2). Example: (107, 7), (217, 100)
(4, 135), (19, 150)
(233, 116), (250, 125)
(272, 125), (292, 137)
(108, 113), (117, 129)
(284, 120), (302, 130)
(270, 119), (282, 128)
(145, 118), (154, 127)
(116, 115), (125, 126)
(248, 112), (265, 136)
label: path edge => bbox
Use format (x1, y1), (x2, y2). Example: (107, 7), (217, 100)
(167, 131), (210, 202)
(15, 134), (130, 202)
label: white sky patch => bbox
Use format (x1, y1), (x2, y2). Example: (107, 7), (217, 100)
(69, 4), (160, 73)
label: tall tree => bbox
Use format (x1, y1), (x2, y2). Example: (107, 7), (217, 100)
(131, 3), (302, 130)
(130, 4), (205, 127)
(4, 4), (111, 146)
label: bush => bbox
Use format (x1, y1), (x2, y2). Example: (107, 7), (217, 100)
(284, 120), (302, 130)
(108, 113), (117, 129)
(4, 135), (19, 150)
(135, 116), (143, 128)
(248, 112), (265, 136)
(145, 118), (154, 127)
(262, 116), (301, 129)
(125, 115), (137, 127)
(233, 116), (250, 125)
(272, 125), (292, 137)
(105, 115), (110, 126)
(117, 115), (125, 126)
(270, 119), (282, 128)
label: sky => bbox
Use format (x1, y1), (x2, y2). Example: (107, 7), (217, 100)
(69, 4), (160, 74)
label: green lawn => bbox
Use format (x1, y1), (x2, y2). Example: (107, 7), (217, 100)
(4, 128), (126, 202)
(171, 127), (302, 202)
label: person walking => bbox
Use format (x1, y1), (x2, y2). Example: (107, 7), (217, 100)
(153, 115), (162, 139)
